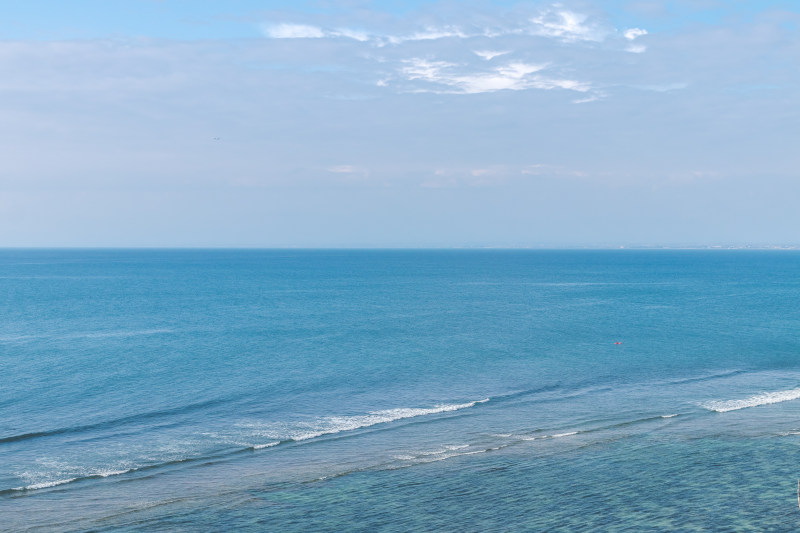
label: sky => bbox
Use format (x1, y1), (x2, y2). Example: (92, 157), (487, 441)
(1, 0), (799, 247)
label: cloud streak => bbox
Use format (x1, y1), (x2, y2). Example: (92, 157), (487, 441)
(258, 4), (647, 98)
(399, 58), (589, 95)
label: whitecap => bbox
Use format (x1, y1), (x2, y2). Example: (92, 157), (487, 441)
(96, 468), (133, 478)
(239, 398), (489, 442)
(17, 478), (78, 491)
(252, 441), (281, 450)
(701, 387), (800, 412)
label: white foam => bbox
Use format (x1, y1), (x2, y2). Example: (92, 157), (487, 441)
(15, 466), (136, 492)
(702, 387), (800, 413)
(252, 441), (281, 450)
(661, 414), (678, 418)
(418, 444), (469, 456)
(551, 431), (578, 438)
(240, 399), (489, 442)
(18, 478), (77, 491)
(396, 445), (491, 465)
(96, 468), (133, 478)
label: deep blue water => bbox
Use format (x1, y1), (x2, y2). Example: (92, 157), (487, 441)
(3, 250), (800, 531)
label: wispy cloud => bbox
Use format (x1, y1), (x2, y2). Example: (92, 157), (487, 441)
(259, 4), (650, 99)
(400, 58), (589, 95)
(421, 162), (595, 188)
(262, 23), (371, 41)
(398, 26), (470, 42)
(529, 9), (607, 42)
(261, 5), (644, 47)
(473, 50), (510, 61)
(263, 23), (327, 39)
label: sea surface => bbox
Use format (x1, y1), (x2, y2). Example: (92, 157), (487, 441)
(3, 250), (800, 531)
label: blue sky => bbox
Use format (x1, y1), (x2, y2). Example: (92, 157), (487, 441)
(2, 1), (799, 247)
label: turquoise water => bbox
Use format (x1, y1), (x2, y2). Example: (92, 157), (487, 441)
(3, 250), (800, 531)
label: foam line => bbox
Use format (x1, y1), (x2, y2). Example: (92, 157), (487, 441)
(11, 468), (135, 492)
(252, 441), (281, 450)
(701, 387), (800, 412)
(239, 399), (489, 442)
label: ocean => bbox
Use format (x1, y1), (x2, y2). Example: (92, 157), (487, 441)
(3, 249), (800, 531)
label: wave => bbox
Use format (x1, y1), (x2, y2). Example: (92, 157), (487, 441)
(5, 399), (489, 493)
(251, 441), (281, 450)
(513, 431), (580, 441)
(0, 395), (243, 445)
(503, 412), (682, 445)
(18, 478), (78, 491)
(701, 387), (800, 412)
(489, 385), (564, 403)
(392, 443), (503, 466)
(662, 369), (746, 386)
(8, 468), (136, 493)
(238, 399), (489, 442)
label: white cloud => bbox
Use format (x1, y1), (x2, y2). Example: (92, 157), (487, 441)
(263, 23), (326, 39)
(473, 50), (510, 61)
(330, 28), (371, 42)
(400, 58), (588, 95)
(261, 6), (639, 47)
(529, 10), (606, 42)
(404, 26), (469, 42)
(624, 28), (648, 40)
(258, 6), (646, 100)
(401, 59), (457, 82)
(263, 24), (372, 42)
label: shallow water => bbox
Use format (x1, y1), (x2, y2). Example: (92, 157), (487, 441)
(3, 250), (800, 531)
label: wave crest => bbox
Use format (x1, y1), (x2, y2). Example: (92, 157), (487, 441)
(239, 399), (489, 442)
(702, 387), (800, 413)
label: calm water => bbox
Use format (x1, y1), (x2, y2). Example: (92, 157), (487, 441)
(3, 250), (800, 531)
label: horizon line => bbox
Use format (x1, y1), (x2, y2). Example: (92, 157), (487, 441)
(2, 245), (800, 251)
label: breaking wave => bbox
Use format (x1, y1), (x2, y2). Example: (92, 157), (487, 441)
(701, 387), (800, 412)
(238, 399), (489, 442)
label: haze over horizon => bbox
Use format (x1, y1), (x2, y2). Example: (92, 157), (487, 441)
(2, 1), (798, 248)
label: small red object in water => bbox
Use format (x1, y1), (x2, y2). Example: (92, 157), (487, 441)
(614, 342), (622, 345)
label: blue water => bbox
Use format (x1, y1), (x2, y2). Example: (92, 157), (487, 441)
(3, 250), (800, 531)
